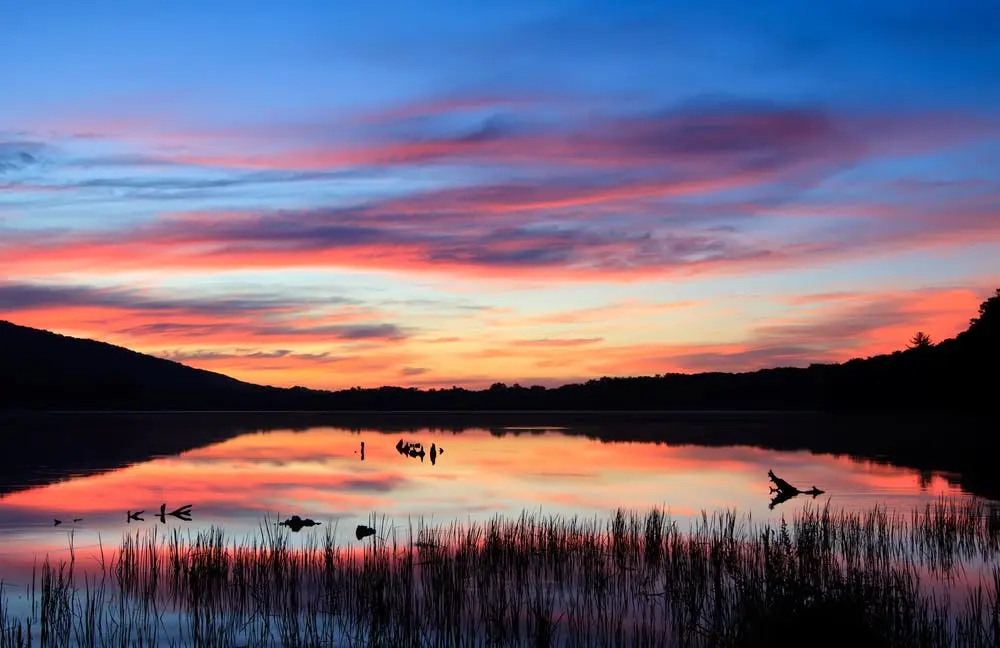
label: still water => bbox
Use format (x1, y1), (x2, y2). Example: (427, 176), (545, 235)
(0, 414), (995, 646)
(0, 414), (978, 567)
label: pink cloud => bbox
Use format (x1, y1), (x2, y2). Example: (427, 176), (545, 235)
(3, 196), (997, 285)
(579, 287), (991, 374)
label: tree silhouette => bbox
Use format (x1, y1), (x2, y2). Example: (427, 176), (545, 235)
(1, 286), (998, 413)
(970, 288), (1000, 330)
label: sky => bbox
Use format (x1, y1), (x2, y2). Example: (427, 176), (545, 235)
(1, 0), (998, 389)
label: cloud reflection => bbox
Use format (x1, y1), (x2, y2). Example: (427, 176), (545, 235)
(0, 425), (969, 568)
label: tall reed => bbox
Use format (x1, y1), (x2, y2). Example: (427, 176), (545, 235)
(1, 500), (998, 647)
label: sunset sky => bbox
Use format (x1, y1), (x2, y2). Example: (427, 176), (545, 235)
(2, 0), (998, 389)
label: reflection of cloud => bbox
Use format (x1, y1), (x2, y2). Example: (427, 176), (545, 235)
(0, 424), (971, 569)
(1, 463), (410, 516)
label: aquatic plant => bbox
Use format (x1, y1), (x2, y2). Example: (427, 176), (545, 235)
(1, 500), (998, 647)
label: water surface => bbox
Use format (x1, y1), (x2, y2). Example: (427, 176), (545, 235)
(0, 414), (980, 569)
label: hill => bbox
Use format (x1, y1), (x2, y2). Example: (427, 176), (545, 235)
(0, 320), (268, 409)
(1, 289), (997, 411)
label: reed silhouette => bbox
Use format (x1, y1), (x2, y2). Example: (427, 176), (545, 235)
(4, 504), (997, 647)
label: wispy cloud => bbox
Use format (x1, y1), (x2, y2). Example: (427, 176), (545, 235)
(0, 281), (411, 349)
(0, 141), (50, 174)
(0, 281), (321, 314)
(4, 97), (997, 284)
(3, 193), (997, 282)
(159, 348), (339, 363)
(31, 102), (969, 177)
(4, 0), (999, 392)
(510, 338), (604, 347)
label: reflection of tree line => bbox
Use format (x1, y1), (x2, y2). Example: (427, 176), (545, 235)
(318, 411), (996, 501)
(269, 412), (998, 502)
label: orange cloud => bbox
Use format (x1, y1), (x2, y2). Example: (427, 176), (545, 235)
(2, 277), (995, 390)
(0, 282), (425, 387)
(582, 286), (991, 374)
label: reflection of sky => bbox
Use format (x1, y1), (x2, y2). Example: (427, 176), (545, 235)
(0, 426), (971, 578)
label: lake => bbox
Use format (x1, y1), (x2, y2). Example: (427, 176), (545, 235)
(0, 412), (986, 560)
(0, 412), (996, 646)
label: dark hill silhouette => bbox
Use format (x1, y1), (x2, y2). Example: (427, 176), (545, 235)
(0, 320), (269, 409)
(1, 289), (997, 412)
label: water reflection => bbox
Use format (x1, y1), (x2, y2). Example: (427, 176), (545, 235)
(0, 423), (976, 570)
(767, 469), (826, 510)
(394, 438), (446, 466)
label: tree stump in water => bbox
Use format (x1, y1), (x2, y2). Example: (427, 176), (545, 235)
(768, 470), (825, 509)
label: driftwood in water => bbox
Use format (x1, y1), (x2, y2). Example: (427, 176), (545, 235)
(767, 470), (825, 509)
(156, 503), (193, 524)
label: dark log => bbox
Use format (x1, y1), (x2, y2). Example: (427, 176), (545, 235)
(767, 469), (825, 510)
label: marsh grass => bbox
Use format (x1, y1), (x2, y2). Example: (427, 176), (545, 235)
(1, 500), (999, 647)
